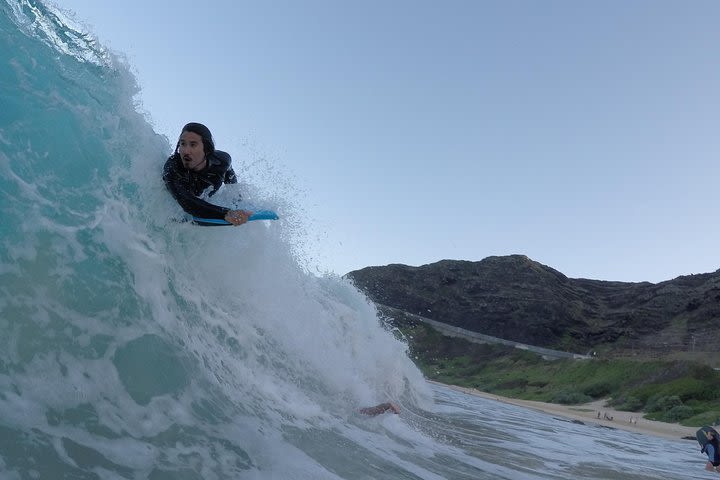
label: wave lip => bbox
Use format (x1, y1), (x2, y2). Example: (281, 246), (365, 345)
(7, 0), (111, 66)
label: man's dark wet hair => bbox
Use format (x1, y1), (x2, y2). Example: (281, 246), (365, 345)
(180, 122), (215, 154)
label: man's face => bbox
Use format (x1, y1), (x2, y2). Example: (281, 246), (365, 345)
(178, 131), (206, 171)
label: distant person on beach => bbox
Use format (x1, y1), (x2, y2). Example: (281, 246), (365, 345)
(700, 428), (720, 472)
(360, 402), (401, 416)
(163, 122), (252, 226)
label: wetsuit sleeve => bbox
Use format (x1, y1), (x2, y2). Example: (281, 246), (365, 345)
(225, 167), (237, 184)
(162, 156), (230, 219)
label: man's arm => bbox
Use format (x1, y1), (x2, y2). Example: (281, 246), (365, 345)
(359, 402), (401, 416)
(225, 167), (237, 184)
(163, 156), (230, 219)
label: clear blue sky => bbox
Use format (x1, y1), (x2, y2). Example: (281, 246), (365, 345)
(57, 0), (719, 282)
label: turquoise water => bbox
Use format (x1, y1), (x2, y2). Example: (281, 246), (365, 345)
(0, 2), (707, 479)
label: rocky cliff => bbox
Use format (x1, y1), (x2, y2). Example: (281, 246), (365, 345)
(346, 255), (720, 353)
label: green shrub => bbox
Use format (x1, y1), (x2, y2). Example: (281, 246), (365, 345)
(647, 395), (683, 413)
(497, 378), (529, 390)
(583, 381), (613, 398)
(664, 405), (695, 422)
(683, 411), (720, 427)
(614, 396), (644, 412)
(644, 393), (662, 412)
(528, 380), (548, 388)
(552, 390), (592, 405)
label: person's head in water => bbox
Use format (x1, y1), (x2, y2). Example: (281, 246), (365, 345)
(177, 122), (215, 171)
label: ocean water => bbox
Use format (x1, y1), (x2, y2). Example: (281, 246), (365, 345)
(0, 1), (708, 479)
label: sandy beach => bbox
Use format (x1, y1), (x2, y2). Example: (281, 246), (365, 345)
(432, 381), (697, 442)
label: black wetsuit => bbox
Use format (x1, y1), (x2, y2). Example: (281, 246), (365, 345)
(162, 150), (238, 220)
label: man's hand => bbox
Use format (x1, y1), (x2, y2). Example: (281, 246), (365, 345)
(224, 209), (252, 226)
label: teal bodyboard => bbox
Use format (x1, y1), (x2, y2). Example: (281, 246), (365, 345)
(191, 210), (279, 226)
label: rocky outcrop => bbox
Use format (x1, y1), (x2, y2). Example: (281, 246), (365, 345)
(346, 255), (720, 352)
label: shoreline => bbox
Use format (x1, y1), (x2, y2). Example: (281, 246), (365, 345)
(431, 381), (697, 442)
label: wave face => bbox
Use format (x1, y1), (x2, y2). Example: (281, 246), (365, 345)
(0, 2), (706, 479)
(0, 2), (428, 478)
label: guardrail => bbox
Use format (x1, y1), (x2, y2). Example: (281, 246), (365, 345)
(379, 304), (591, 360)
